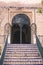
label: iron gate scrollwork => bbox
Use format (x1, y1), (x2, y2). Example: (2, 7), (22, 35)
(4, 23), (11, 36)
(31, 23), (37, 35)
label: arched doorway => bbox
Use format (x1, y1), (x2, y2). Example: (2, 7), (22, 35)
(11, 14), (31, 44)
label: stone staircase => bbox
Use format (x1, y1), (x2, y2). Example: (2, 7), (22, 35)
(3, 44), (43, 65)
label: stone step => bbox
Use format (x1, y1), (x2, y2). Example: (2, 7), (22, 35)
(7, 44), (38, 48)
(7, 46), (38, 48)
(6, 48), (39, 50)
(7, 44), (37, 46)
(4, 62), (43, 65)
(4, 58), (42, 62)
(7, 48), (38, 50)
(7, 45), (38, 47)
(5, 51), (40, 54)
(5, 55), (41, 58)
(6, 50), (39, 53)
(7, 47), (38, 50)
(5, 54), (40, 58)
(6, 51), (39, 54)
(3, 61), (43, 65)
(4, 56), (41, 58)
(6, 50), (38, 52)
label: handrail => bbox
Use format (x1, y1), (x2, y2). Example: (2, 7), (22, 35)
(38, 35), (43, 47)
(36, 35), (43, 59)
(31, 23), (43, 59)
(0, 35), (8, 65)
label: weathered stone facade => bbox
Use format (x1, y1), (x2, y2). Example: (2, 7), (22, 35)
(0, 5), (43, 57)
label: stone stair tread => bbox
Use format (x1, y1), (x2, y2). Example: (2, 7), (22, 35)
(8, 44), (37, 45)
(5, 52), (41, 54)
(6, 51), (39, 53)
(7, 46), (38, 48)
(6, 49), (39, 51)
(7, 47), (38, 50)
(3, 61), (43, 64)
(3, 64), (43, 65)
(4, 58), (42, 62)
(4, 57), (41, 59)
(7, 47), (38, 48)
(5, 54), (41, 57)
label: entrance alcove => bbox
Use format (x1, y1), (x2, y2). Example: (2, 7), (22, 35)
(11, 14), (31, 44)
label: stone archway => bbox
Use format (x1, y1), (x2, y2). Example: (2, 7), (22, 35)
(11, 14), (31, 44)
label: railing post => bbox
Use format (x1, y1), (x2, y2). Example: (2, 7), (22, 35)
(20, 25), (22, 44)
(34, 8), (36, 44)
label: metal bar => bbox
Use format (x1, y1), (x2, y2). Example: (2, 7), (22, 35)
(0, 35), (8, 65)
(20, 25), (22, 44)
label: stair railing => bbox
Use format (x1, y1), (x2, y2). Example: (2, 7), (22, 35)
(0, 35), (8, 65)
(31, 23), (43, 59)
(36, 35), (43, 59)
(0, 22), (11, 65)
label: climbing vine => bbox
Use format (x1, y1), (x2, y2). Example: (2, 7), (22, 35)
(37, 0), (43, 13)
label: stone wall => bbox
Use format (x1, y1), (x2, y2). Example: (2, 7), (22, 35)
(0, 7), (43, 57)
